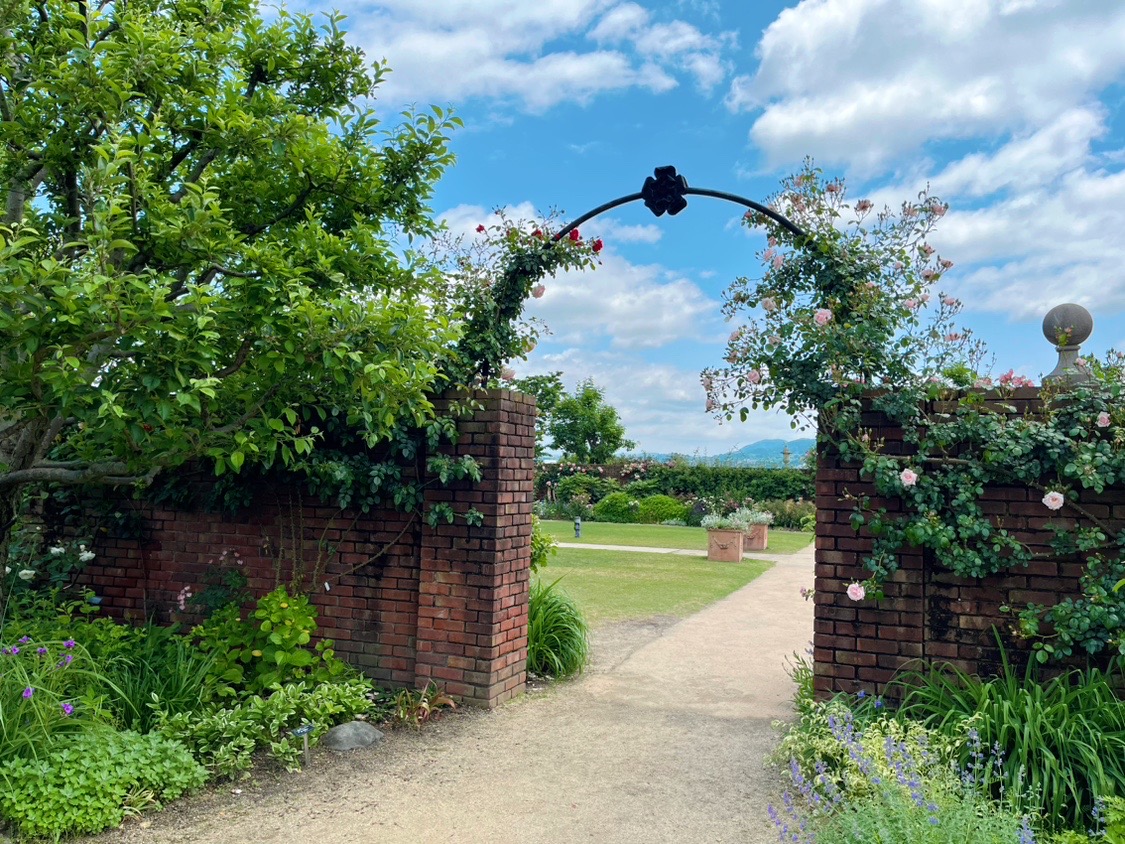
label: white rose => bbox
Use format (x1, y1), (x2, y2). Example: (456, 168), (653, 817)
(49, 546), (66, 555)
(18, 569), (36, 581)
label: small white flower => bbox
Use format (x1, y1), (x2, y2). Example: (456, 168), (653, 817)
(18, 569), (36, 581)
(323, 582), (331, 592)
(48, 546), (65, 556)
(78, 551), (96, 563)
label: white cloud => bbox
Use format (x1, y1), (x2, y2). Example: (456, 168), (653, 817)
(534, 251), (721, 349)
(523, 350), (806, 454)
(594, 217), (664, 244)
(727, 0), (1125, 170)
(341, 0), (737, 111)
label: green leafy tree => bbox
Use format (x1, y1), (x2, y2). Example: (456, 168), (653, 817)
(512, 371), (565, 458)
(548, 379), (635, 464)
(0, 0), (464, 565)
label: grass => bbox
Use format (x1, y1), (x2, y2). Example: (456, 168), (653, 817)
(539, 547), (771, 626)
(538, 519), (813, 555)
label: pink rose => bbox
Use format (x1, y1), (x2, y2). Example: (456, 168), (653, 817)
(761, 297), (777, 312)
(855, 199), (873, 213)
(772, 254), (784, 270)
(531, 284), (546, 299)
(1097, 411), (1111, 428)
(900, 468), (918, 487)
(921, 270), (936, 281)
(940, 259), (954, 270)
(904, 299), (918, 310)
(1042, 491), (1065, 511)
(747, 369), (762, 385)
(942, 296), (957, 306)
(569, 229), (581, 242)
(920, 244), (935, 257)
(814, 309), (833, 326)
(500, 367), (516, 382)
(846, 582), (866, 601)
(592, 238), (604, 253)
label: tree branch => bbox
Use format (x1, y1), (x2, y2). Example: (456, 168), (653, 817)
(241, 179), (315, 237)
(214, 336), (256, 378)
(210, 384), (280, 434)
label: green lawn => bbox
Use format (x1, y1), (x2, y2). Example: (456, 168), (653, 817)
(538, 548), (771, 626)
(538, 519), (813, 555)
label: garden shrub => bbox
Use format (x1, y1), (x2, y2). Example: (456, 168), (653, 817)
(527, 578), (589, 679)
(157, 677), (375, 778)
(645, 464), (813, 503)
(533, 498), (592, 521)
(193, 586), (351, 699)
(554, 473), (620, 504)
(623, 478), (663, 498)
(0, 730), (206, 839)
(635, 495), (689, 524)
(530, 515), (557, 573)
(755, 498), (815, 530)
(591, 492), (638, 523)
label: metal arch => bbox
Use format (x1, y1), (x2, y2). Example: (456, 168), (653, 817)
(550, 165), (806, 242)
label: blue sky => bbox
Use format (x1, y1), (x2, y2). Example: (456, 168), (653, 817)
(309, 0), (1125, 457)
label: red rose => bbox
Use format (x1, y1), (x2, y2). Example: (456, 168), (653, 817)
(531, 229), (543, 238)
(592, 238), (603, 253)
(475, 224), (486, 233)
(568, 229), (580, 242)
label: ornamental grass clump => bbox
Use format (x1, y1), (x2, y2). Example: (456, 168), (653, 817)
(527, 577), (589, 679)
(889, 651), (1125, 832)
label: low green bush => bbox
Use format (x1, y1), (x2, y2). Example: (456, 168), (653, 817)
(534, 498), (592, 521)
(591, 492), (638, 523)
(527, 578), (589, 679)
(623, 479), (663, 498)
(755, 498), (815, 530)
(157, 677), (375, 778)
(530, 515), (557, 573)
(634, 495), (689, 524)
(0, 730), (206, 839)
(555, 473), (620, 504)
(193, 587), (351, 699)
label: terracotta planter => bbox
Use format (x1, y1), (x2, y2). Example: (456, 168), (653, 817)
(742, 524), (769, 552)
(707, 528), (744, 562)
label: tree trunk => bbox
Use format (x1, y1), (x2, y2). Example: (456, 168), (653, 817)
(0, 484), (21, 620)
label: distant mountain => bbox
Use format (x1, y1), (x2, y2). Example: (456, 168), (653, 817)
(627, 438), (816, 468)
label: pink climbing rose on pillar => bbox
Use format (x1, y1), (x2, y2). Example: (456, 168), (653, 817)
(814, 308), (833, 326)
(1097, 411), (1111, 428)
(846, 582), (866, 601)
(899, 468), (918, 487)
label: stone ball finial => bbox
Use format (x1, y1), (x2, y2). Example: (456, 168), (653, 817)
(1042, 303), (1093, 349)
(1042, 303), (1094, 384)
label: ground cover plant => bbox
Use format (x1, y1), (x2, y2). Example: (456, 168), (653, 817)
(537, 519), (812, 554)
(544, 547), (770, 625)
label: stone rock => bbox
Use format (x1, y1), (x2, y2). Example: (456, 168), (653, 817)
(321, 721), (384, 752)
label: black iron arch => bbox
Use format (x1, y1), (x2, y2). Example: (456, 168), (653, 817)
(551, 165), (806, 242)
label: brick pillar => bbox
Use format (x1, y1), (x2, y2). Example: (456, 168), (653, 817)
(415, 389), (536, 708)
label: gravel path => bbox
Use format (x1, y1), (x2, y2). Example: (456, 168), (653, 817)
(91, 546), (813, 844)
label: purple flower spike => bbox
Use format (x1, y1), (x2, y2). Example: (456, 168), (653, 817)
(17, 636), (30, 644)
(37, 647), (47, 656)
(22, 687), (33, 699)
(9, 647), (19, 655)
(61, 703), (74, 717)
(63, 639), (76, 649)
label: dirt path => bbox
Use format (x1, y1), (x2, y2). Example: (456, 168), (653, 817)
(92, 546), (813, 844)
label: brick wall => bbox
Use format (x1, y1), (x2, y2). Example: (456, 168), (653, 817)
(814, 388), (1125, 698)
(77, 389), (537, 708)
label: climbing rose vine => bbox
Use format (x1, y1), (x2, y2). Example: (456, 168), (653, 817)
(705, 162), (1125, 663)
